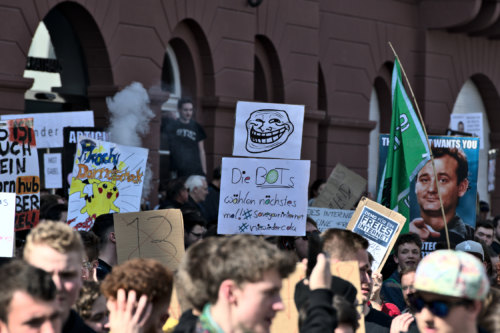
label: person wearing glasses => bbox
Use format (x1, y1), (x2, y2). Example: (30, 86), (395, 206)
(410, 250), (489, 333)
(182, 209), (208, 249)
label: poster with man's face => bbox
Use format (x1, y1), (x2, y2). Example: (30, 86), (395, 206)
(378, 135), (479, 255)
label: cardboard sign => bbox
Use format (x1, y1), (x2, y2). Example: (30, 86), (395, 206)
(232, 101), (305, 159)
(1, 111), (94, 148)
(67, 137), (148, 231)
(312, 164), (367, 209)
(330, 261), (365, 333)
(0, 192), (16, 257)
(307, 207), (353, 232)
(270, 263), (304, 333)
(63, 127), (109, 194)
(450, 113), (483, 148)
(378, 135), (480, 255)
(217, 157), (310, 236)
(114, 209), (185, 272)
(43, 153), (62, 189)
(347, 198), (405, 272)
(0, 119), (40, 231)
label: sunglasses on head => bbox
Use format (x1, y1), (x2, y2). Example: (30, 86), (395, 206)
(408, 293), (473, 318)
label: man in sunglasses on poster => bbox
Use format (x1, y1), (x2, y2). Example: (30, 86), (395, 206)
(409, 250), (489, 333)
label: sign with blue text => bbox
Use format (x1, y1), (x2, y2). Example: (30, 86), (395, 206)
(307, 207), (353, 232)
(348, 197), (405, 272)
(67, 136), (148, 231)
(217, 157), (310, 236)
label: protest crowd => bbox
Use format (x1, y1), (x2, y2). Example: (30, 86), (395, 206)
(3, 79), (500, 333)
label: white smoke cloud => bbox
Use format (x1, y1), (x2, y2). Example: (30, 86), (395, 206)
(106, 82), (155, 202)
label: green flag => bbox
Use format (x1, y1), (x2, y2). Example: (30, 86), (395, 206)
(377, 58), (430, 232)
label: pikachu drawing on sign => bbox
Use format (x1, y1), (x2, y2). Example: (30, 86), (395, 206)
(70, 178), (120, 218)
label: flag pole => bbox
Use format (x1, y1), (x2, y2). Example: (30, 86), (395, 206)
(388, 42), (451, 249)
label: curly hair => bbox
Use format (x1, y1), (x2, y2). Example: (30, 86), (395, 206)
(24, 221), (84, 259)
(75, 281), (101, 320)
(101, 258), (173, 307)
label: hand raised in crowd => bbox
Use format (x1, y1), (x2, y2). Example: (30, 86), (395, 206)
(390, 313), (415, 333)
(107, 289), (152, 333)
(370, 271), (383, 309)
(409, 218), (440, 240)
(307, 253), (332, 290)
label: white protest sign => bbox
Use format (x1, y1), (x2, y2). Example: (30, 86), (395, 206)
(449, 113), (483, 148)
(43, 153), (62, 189)
(218, 157), (310, 236)
(347, 198), (405, 272)
(232, 101), (305, 159)
(307, 207), (353, 232)
(0, 192), (16, 257)
(67, 136), (148, 231)
(1, 111), (94, 148)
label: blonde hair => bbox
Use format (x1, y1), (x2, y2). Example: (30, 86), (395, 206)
(24, 221), (84, 260)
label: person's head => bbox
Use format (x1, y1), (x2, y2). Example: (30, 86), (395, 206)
(79, 230), (100, 281)
(457, 121), (465, 132)
(185, 175), (208, 203)
(393, 233), (422, 271)
(322, 229), (370, 303)
(412, 250), (489, 333)
(292, 218), (319, 260)
(479, 201), (490, 220)
(0, 260), (61, 333)
(493, 216), (500, 241)
(101, 258), (173, 333)
(475, 220), (494, 247)
(44, 204), (68, 223)
(308, 179), (326, 199)
(91, 213), (115, 253)
(415, 147), (469, 227)
(203, 235), (296, 333)
(176, 237), (224, 311)
(166, 177), (188, 204)
(23, 221), (84, 322)
(75, 281), (109, 332)
(400, 267), (416, 308)
(177, 97), (194, 123)
(182, 209), (207, 248)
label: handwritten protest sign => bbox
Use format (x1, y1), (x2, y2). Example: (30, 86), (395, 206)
(67, 137), (148, 230)
(0, 119), (40, 231)
(0, 193), (16, 257)
(114, 209), (185, 271)
(63, 127), (109, 194)
(43, 153), (62, 189)
(1, 111), (94, 148)
(218, 157), (310, 236)
(270, 263), (304, 333)
(312, 163), (367, 209)
(232, 101), (305, 159)
(348, 197), (405, 272)
(331, 261), (365, 333)
(307, 207), (353, 232)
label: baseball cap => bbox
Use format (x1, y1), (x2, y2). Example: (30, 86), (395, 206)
(414, 250), (489, 301)
(455, 240), (484, 261)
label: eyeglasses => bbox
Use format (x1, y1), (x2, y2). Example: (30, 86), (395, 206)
(294, 231), (320, 241)
(408, 293), (473, 318)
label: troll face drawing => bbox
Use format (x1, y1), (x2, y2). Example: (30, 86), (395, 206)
(245, 109), (294, 153)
